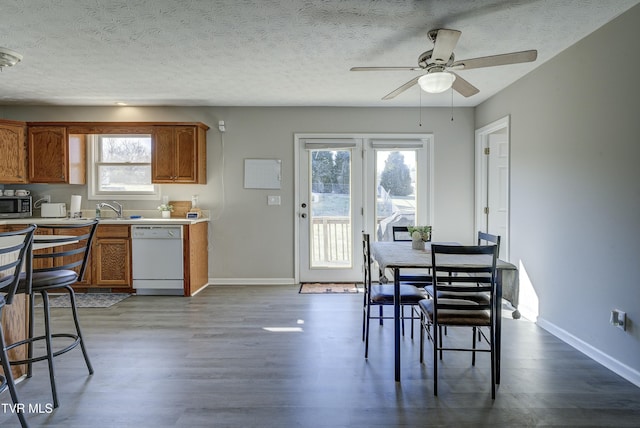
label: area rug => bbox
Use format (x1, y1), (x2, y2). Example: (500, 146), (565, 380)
(299, 283), (362, 294)
(35, 293), (131, 308)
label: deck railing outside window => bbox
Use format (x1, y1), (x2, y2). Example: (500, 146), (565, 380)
(311, 216), (351, 267)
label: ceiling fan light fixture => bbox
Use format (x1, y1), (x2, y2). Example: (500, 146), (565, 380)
(0, 47), (23, 69)
(418, 71), (455, 93)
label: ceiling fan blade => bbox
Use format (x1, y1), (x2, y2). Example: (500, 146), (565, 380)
(451, 72), (479, 97)
(382, 76), (420, 100)
(431, 29), (461, 64)
(350, 66), (421, 71)
(451, 50), (537, 70)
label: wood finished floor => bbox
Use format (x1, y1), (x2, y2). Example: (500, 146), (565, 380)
(2, 285), (639, 427)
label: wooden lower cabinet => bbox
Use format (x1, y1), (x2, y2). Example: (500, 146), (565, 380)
(184, 221), (209, 296)
(91, 224), (132, 291)
(2, 221), (208, 295)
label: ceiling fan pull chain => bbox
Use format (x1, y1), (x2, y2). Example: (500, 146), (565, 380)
(450, 87), (454, 121)
(419, 89), (423, 127)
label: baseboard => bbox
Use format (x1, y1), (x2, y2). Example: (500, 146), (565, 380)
(537, 317), (640, 388)
(208, 278), (296, 286)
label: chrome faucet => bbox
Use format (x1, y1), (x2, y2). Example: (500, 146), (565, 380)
(96, 201), (123, 219)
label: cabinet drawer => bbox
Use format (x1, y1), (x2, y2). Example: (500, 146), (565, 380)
(96, 224), (130, 238)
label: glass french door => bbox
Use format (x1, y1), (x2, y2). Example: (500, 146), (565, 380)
(296, 135), (432, 284)
(367, 139), (431, 244)
(298, 139), (363, 282)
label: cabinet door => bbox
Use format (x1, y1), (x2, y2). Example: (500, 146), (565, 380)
(152, 125), (202, 183)
(28, 126), (68, 183)
(0, 122), (28, 183)
(174, 126), (197, 182)
(151, 126), (177, 182)
(92, 225), (131, 287)
(93, 238), (131, 287)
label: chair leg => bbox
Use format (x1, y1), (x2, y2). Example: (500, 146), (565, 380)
(419, 313), (424, 363)
(65, 286), (93, 375)
(26, 291), (35, 379)
(472, 327), (477, 366)
(490, 326), (496, 399)
(361, 293), (367, 342)
(410, 306), (415, 339)
(41, 291), (59, 409)
(433, 322), (438, 396)
(0, 316), (30, 428)
(364, 304), (372, 359)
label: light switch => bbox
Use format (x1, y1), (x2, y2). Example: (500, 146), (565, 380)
(267, 195), (281, 206)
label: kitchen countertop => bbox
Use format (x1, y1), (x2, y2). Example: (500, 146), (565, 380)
(0, 216), (209, 226)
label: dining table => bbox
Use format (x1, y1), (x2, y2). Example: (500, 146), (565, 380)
(370, 241), (519, 382)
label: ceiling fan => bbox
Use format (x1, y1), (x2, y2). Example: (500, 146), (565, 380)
(351, 28), (537, 100)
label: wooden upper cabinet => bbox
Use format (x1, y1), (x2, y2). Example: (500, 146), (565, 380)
(27, 126), (86, 184)
(0, 120), (28, 183)
(152, 125), (207, 184)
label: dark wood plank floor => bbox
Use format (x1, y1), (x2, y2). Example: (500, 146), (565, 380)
(2, 285), (639, 427)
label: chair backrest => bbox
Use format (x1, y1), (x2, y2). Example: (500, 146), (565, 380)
(0, 224), (36, 305)
(32, 220), (99, 282)
(392, 226), (411, 241)
(430, 244), (498, 324)
(362, 232), (372, 289)
(477, 231), (501, 255)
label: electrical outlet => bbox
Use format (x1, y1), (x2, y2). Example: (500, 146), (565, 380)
(610, 309), (627, 331)
(42, 194), (51, 203)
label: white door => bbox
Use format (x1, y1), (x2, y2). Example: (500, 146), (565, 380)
(297, 138), (363, 282)
(487, 132), (509, 251)
(475, 117), (510, 260)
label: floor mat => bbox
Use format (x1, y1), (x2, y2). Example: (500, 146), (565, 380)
(299, 283), (362, 294)
(35, 293), (131, 308)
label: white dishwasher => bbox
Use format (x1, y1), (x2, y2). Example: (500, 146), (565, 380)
(132, 225), (184, 296)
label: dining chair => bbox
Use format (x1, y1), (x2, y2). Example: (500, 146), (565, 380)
(0, 224), (36, 428)
(391, 226), (412, 241)
(362, 233), (425, 358)
(418, 244), (499, 398)
(424, 231), (500, 299)
(378, 226), (412, 283)
(8, 220), (99, 409)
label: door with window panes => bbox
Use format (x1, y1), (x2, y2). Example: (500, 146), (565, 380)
(297, 135), (432, 284)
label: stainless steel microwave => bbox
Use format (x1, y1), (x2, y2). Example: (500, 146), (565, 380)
(0, 196), (32, 218)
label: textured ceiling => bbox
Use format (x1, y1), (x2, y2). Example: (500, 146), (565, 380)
(0, 0), (638, 107)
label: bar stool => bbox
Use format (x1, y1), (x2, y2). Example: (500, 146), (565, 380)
(0, 224), (36, 428)
(8, 220), (98, 409)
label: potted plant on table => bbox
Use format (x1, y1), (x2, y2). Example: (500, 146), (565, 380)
(157, 203), (174, 219)
(407, 225), (432, 250)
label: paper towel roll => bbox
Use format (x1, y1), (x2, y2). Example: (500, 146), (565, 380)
(70, 195), (82, 217)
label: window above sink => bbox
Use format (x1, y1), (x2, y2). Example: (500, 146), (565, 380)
(87, 134), (160, 201)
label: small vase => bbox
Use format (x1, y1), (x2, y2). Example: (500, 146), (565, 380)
(412, 239), (425, 250)
(161, 211), (171, 218)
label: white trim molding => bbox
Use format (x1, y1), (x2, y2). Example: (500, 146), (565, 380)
(209, 277), (296, 286)
(537, 317), (640, 388)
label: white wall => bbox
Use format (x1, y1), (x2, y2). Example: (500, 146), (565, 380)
(0, 105), (476, 283)
(476, 4), (640, 382)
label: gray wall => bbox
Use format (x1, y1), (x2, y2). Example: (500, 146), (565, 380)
(476, 4), (640, 381)
(0, 106), (475, 282)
